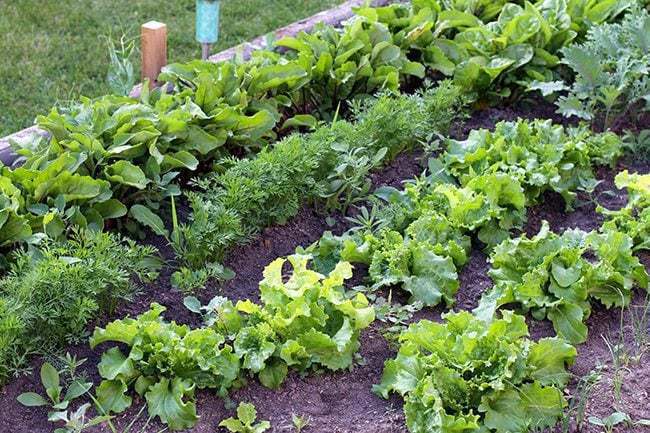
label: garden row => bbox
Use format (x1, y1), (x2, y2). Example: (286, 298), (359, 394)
(2, 0), (650, 432)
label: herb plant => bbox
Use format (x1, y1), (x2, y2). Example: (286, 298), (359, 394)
(0, 231), (160, 384)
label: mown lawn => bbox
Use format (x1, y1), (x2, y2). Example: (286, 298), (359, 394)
(0, 0), (343, 136)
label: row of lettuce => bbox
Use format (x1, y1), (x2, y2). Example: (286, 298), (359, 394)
(14, 116), (650, 431)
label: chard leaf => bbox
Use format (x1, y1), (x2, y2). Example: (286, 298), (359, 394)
(104, 160), (150, 189)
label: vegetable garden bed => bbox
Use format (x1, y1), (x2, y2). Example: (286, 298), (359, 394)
(1, 1), (649, 433)
(2, 97), (648, 433)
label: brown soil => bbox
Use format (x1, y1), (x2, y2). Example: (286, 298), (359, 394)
(1, 99), (649, 433)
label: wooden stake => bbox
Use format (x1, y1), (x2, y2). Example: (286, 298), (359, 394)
(141, 21), (167, 85)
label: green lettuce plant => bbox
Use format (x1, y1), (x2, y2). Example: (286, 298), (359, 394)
(443, 119), (622, 209)
(89, 255), (374, 430)
(219, 402), (270, 433)
(90, 303), (240, 430)
(374, 310), (577, 433)
(599, 170), (650, 251)
(476, 222), (649, 344)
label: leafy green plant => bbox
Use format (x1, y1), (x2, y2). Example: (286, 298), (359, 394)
(443, 119), (622, 209)
(476, 222), (649, 344)
(532, 7), (650, 129)
(319, 143), (387, 213)
(17, 362), (92, 414)
(374, 310), (576, 433)
(17, 361), (110, 433)
(302, 167), (527, 307)
(291, 414), (310, 433)
(89, 303), (239, 430)
(233, 255), (375, 388)
(219, 402), (270, 433)
(588, 411), (630, 433)
(622, 129), (650, 161)
(0, 230), (160, 384)
(599, 170), (650, 251)
(357, 0), (631, 101)
(90, 255), (374, 430)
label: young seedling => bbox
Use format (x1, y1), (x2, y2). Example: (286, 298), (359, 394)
(629, 295), (650, 359)
(219, 402), (271, 433)
(588, 411), (630, 433)
(291, 414), (310, 432)
(16, 360), (111, 433)
(17, 362), (92, 414)
(560, 367), (603, 433)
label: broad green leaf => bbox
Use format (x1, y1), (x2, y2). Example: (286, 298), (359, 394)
(96, 380), (132, 414)
(129, 204), (168, 237)
(146, 378), (198, 430)
(40, 363), (60, 394)
(105, 161), (150, 189)
(258, 361), (288, 389)
(17, 392), (48, 407)
(98, 347), (137, 381)
(547, 303), (588, 344)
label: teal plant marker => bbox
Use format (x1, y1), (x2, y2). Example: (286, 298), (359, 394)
(196, 0), (221, 59)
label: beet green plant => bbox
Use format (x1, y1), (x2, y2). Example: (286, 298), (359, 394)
(374, 310), (577, 433)
(356, 0), (631, 100)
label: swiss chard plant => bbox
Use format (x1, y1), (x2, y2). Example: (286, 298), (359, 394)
(374, 310), (577, 433)
(475, 222), (649, 344)
(356, 0), (632, 101)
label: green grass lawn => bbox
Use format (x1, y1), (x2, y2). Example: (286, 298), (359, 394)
(0, 0), (343, 136)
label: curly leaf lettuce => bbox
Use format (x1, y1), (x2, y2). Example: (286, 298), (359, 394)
(476, 222), (648, 344)
(375, 310), (575, 433)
